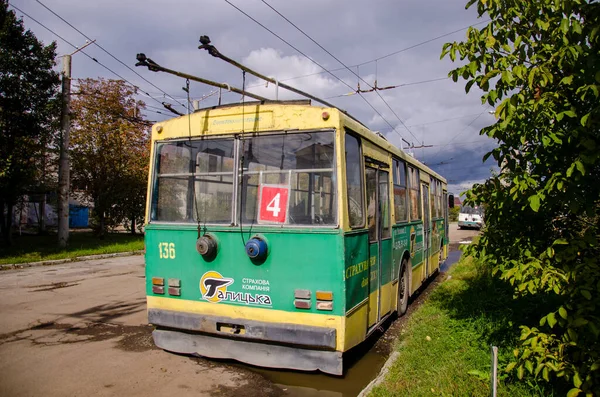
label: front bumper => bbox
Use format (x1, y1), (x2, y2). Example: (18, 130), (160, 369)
(149, 308), (342, 375)
(458, 221), (482, 228)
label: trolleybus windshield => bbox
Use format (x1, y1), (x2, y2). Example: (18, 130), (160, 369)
(150, 131), (336, 226)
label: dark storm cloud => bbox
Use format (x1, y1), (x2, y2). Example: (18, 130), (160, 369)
(11, 0), (494, 191)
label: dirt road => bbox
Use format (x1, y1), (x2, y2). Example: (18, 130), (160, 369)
(0, 224), (479, 397)
(0, 256), (278, 397)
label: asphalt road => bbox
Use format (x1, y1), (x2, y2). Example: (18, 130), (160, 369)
(0, 223), (478, 397)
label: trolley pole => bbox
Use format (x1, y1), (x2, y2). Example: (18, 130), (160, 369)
(57, 41), (95, 248)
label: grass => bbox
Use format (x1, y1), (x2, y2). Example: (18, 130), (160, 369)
(370, 253), (559, 397)
(0, 231), (144, 265)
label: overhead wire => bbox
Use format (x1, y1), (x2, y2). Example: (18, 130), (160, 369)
(9, 4), (185, 116)
(430, 109), (491, 158)
(325, 77), (449, 99)
(34, 0), (188, 110)
(222, 0), (409, 144)
(239, 19), (490, 84)
(259, 0), (421, 144)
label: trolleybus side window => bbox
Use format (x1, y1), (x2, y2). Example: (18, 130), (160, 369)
(366, 167), (378, 242)
(240, 131), (336, 225)
(379, 172), (391, 239)
(408, 166), (421, 221)
(430, 177), (437, 219)
(392, 158), (408, 223)
(436, 181), (448, 218)
(345, 133), (364, 228)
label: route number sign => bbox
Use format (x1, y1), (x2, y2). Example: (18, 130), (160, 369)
(258, 185), (289, 224)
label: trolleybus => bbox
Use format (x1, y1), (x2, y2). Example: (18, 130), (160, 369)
(144, 99), (450, 375)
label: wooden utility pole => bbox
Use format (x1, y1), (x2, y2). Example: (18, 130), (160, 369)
(57, 41), (95, 248)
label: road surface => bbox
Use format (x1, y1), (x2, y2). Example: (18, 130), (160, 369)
(0, 223), (478, 397)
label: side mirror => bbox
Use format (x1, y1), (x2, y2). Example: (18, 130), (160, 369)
(448, 194), (455, 208)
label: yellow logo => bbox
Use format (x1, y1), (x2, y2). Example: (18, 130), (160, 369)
(199, 271), (233, 303)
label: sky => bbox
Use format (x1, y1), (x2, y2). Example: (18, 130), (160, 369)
(8, 0), (500, 196)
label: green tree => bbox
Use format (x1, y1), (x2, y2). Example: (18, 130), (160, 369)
(70, 78), (150, 237)
(0, 1), (60, 244)
(443, 1), (599, 394)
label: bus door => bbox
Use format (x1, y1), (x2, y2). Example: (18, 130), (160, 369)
(366, 166), (391, 329)
(422, 183), (431, 277)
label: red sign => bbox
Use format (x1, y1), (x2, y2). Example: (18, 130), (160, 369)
(258, 185), (289, 224)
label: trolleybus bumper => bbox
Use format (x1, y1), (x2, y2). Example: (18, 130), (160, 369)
(149, 308), (342, 375)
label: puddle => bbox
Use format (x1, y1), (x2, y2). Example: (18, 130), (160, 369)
(251, 249), (463, 396)
(246, 339), (386, 397)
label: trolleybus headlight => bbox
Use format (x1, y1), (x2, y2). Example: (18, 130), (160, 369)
(197, 234), (218, 259)
(245, 237), (268, 261)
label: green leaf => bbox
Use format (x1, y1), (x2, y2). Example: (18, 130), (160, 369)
(567, 388), (581, 397)
(547, 312), (557, 328)
(575, 161), (585, 175)
(469, 62), (477, 76)
(525, 360), (534, 374)
(553, 238), (568, 245)
(581, 290), (592, 300)
(517, 364), (524, 379)
(573, 372), (582, 388)
(560, 18), (569, 34)
(559, 306), (567, 319)
(529, 194), (541, 212)
(561, 75), (574, 85)
(505, 362), (517, 372)
(542, 366), (549, 381)
(581, 113), (590, 126)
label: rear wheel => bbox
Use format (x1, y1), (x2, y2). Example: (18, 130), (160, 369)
(398, 259), (409, 316)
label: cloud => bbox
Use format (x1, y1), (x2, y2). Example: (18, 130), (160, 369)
(240, 47), (348, 100)
(11, 0), (494, 187)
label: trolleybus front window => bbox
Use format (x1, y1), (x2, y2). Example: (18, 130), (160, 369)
(240, 131), (336, 226)
(151, 139), (235, 223)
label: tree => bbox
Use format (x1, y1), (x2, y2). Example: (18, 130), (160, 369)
(442, 1), (599, 394)
(70, 78), (150, 237)
(0, 1), (60, 244)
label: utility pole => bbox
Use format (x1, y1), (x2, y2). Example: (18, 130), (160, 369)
(57, 41), (95, 248)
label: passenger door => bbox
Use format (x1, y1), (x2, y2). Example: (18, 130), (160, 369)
(366, 166), (391, 329)
(421, 184), (431, 277)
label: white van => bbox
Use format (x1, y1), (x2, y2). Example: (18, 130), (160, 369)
(458, 205), (484, 230)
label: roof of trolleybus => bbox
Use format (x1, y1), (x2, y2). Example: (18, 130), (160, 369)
(148, 99), (447, 184)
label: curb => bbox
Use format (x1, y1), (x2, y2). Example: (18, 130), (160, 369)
(357, 351), (400, 397)
(0, 250), (145, 271)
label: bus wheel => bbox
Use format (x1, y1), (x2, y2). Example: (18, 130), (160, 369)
(398, 259), (409, 316)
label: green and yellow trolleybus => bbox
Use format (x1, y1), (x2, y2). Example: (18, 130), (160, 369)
(144, 99), (450, 375)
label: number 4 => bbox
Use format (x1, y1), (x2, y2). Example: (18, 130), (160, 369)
(266, 193), (281, 217)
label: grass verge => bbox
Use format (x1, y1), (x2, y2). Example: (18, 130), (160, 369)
(369, 254), (557, 397)
(0, 232), (144, 265)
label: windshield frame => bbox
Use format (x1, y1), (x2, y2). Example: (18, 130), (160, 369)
(149, 129), (339, 229)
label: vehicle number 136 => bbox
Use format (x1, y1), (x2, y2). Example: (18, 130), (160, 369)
(158, 242), (176, 259)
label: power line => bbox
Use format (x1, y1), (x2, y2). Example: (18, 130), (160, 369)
(223, 0), (410, 145)
(34, 0), (188, 110)
(357, 19), (490, 67)
(244, 19), (489, 84)
(431, 110), (490, 158)
(326, 77), (449, 99)
(9, 4), (179, 113)
(259, 0), (421, 144)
